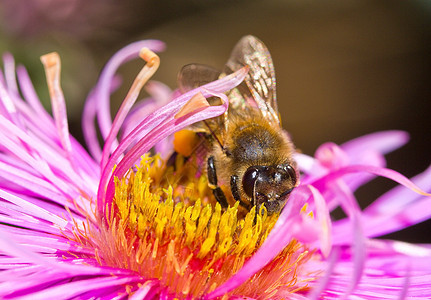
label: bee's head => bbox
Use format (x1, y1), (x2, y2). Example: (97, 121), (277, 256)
(242, 164), (297, 215)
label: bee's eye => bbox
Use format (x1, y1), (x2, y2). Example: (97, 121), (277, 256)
(279, 164), (297, 185)
(242, 167), (259, 197)
(286, 164), (297, 183)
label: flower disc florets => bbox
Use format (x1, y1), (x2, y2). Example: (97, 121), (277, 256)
(75, 154), (315, 298)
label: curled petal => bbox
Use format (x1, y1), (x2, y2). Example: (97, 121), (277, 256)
(341, 130), (409, 158)
(94, 40), (165, 142)
(101, 48), (161, 169)
(315, 142), (350, 169)
(309, 185), (332, 257)
(103, 91), (229, 215)
(311, 164), (431, 198)
(97, 66), (248, 212)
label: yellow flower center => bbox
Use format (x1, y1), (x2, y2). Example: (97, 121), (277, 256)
(75, 154), (315, 298)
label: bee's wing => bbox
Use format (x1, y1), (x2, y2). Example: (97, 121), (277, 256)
(177, 63), (225, 135)
(224, 35), (280, 126)
(177, 63), (221, 94)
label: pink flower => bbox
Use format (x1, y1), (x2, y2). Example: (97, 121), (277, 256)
(0, 39), (430, 299)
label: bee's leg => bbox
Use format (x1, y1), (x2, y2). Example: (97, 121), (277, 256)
(207, 156), (229, 209)
(230, 175), (251, 210)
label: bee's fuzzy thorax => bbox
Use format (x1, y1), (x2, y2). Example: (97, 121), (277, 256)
(202, 108), (295, 212)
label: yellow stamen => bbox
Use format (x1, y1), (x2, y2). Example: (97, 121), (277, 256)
(71, 154), (315, 298)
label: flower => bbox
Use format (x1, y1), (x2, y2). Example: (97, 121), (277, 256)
(0, 39), (430, 299)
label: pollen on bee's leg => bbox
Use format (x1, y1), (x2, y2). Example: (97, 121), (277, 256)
(173, 130), (200, 157)
(174, 92), (210, 119)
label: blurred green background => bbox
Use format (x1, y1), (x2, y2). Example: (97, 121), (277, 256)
(1, 0), (430, 242)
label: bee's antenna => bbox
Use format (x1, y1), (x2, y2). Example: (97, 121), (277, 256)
(203, 120), (225, 151)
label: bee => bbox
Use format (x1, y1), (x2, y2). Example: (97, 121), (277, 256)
(174, 35), (298, 215)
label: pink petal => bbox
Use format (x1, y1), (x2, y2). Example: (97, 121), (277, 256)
(10, 276), (143, 300)
(330, 182), (366, 298)
(129, 280), (160, 300)
(16, 65), (53, 124)
(341, 130), (409, 157)
(82, 76), (122, 161)
(3, 53), (19, 96)
(309, 185), (332, 257)
(94, 40), (165, 142)
(365, 164), (431, 215)
(311, 165), (430, 199)
(40, 53), (73, 159)
(0, 188), (67, 227)
(333, 165), (431, 242)
(308, 248), (340, 299)
(100, 48), (162, 170)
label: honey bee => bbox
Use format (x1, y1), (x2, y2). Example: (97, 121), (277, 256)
(174, 35), (298, 215)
